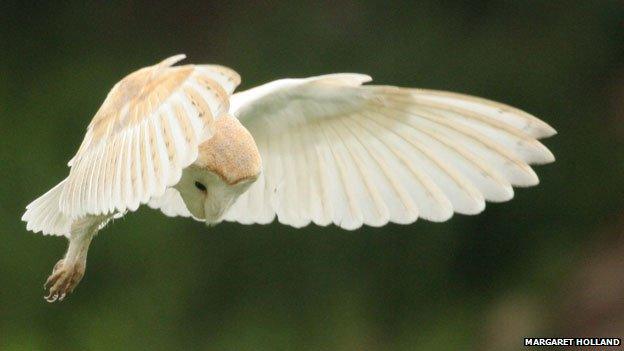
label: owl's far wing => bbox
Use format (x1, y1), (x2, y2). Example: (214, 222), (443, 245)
(59, 55), (240, 219)
(223, 74), (556, 230)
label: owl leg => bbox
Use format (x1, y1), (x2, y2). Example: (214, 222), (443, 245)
(44, 215), (111, 302)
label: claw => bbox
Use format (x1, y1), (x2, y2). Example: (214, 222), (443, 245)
(43, 259), (85, 303)
(45, 293), (58, 303)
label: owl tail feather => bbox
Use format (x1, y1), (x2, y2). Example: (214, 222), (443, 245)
(22, 179), (73, 237)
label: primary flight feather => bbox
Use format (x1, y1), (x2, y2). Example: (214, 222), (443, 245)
(22, 55), (556, 302)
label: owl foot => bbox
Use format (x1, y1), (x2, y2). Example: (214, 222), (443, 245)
(44, 258), (85, 303)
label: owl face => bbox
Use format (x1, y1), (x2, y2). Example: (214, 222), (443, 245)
(174, 165), (256, 223)
(174, 114), (262, 223)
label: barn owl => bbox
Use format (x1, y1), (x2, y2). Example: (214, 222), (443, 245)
(22, 55), (556, 302)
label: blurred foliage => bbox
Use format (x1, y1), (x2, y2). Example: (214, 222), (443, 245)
(1, 1), (623, 350)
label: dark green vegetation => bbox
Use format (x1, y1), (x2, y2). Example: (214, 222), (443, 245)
(1, 1), (622, 350)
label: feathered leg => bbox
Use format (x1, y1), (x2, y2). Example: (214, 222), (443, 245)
(44, 215), (111, 302)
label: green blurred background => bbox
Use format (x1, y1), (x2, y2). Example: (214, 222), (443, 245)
(1, 1), (623, 350)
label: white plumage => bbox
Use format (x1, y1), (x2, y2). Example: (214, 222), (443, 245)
(221, 73), (554, 229)
(21, 55), (555, 302)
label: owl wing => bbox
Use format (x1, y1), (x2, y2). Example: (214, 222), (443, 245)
(223, 74), (556, 230)
(58, 54), (240, 219)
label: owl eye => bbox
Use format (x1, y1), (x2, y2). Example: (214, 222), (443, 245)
(194, 181), (207, 192)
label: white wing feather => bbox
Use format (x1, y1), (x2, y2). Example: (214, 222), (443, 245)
(223, 74), (555, 230)
(22, 55), (240, 235)
(58, 55), (239, 219)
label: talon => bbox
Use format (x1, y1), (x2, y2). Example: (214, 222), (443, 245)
(43, 258), (86, 303)
(45, 293), (58, 303)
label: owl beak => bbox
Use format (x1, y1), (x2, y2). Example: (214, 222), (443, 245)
(202, 195), (230, 226)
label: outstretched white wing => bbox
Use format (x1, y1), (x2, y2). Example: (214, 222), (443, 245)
(223, 74), (556, 230)
(58, 55), (240, 219)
